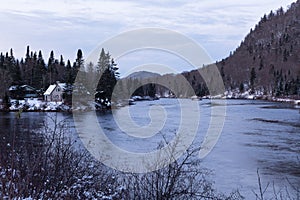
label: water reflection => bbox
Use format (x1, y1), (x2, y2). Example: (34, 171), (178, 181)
(0, 100), (299, 198)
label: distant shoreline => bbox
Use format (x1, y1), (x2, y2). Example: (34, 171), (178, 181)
(0, 96), (299, 113)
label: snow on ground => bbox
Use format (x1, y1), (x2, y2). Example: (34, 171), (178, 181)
(9, 98), (71, 111)
(3, 90), (299, 112)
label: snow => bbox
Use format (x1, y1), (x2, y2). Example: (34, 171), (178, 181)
(207, 89), (299, 105)
(44, 84), (56, 95)
(9, 98), (71, 111)
(294, 100), (300, 105)
(57, 83), (66, 90)
(8, 85), (18, 91)
(44, 102), (63, 111)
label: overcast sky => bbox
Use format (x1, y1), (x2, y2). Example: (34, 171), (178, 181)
(0, 0), (295, 74)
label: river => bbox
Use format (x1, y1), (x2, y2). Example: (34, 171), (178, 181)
(0, 99), (299, 199)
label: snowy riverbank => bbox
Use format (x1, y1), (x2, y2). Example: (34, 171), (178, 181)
(3, 98), (71, 112)
(0, 93), (299, 112)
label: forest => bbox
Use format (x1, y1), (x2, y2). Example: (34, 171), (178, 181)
(2, 1), (300, 103)
(0, 47), (119, 103)
(154, 1), (300, 98)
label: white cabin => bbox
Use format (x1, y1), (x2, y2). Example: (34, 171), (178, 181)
(44, 82), (66, 102)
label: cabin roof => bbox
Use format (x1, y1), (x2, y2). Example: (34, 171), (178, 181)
(44, 82), (67, 96)
(9, 85), (36, 91)
(44, 85), (56, 95)
(57, 83), (66, 90)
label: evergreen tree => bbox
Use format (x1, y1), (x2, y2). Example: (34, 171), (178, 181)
(6, 49), (21, 85)
(96, 48), (109, 74)
(250, 67), (256, 93)
(147, 83), (156, 97)
(59, 55), (65, 66)
(239, 82), (245, 93)
(96, 49), (119, 101)
(74, 49), (84, 70)
(35, 50), (47, 89)
(62, 59), (74, 104)
(47, 50), (56, 84)
(0, 53), (4, 69)
(65, 60), (73, 85)
(220, 66), (225, 79)
(13, 60), (22, 84)
(72, 49), (84, 85)
(25, 46), (30, 62)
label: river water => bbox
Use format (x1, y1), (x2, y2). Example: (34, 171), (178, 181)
(0, 99), (299, 198)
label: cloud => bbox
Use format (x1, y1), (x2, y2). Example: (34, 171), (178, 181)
(0, 0), (296, 73)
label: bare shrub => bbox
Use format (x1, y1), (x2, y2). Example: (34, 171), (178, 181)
(4, 114), (298, 200)
(252, 169), (300, 200)
(0, 114), (123, 199)
(118, 139), (244, 200)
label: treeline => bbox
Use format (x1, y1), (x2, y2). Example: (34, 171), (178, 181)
(119, 72), (210, 99)
(124, 1), (300, 99)
(213, 0), (300, 97)
(0, 46), (119, 99)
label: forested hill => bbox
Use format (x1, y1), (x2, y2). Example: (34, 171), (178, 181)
(139, 1), (300, 98)
(1, 1), (300, 99)
(215, 0), (300, 96)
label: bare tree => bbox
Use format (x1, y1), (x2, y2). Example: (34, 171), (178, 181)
(0, 114), (123, 199)
(119, 138), (243, 200)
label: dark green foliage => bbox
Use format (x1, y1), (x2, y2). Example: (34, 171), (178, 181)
(196, 83), (209, 97)
(65, 60), (73, 85)
(283, 49), (289, 62)
(239, 82), (245, 93)
(211, 1), (300, 98)
(259, 59), (264, 70)
(34, 51), (47, 89)
(0, 47), (121, 104)
(250, 67), (256, 90)
(221, 66), (225, 78)
(47, 50), (57, 85)
(147, 83), (156, 97)
(132, 83), (157, 97)
(96, 49), (119, 101)
(6, 49), (22, 85)
(2, 92), (11, 110)
(0, 48), (62, 96)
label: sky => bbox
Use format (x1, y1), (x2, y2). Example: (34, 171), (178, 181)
(0, 0), (296, 75)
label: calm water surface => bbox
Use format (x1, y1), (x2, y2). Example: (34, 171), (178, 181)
(0, 99), (299, 198)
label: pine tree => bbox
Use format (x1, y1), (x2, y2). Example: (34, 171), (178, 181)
(0, 52), (13, 98)
(0, 53), (4, 69)
(73, 49), (84, 84)
(63, 59), (74, 104)
(59, 55), (65, 66)
(96, 48), (109, 74)
(25, 46), (30, 62)
(250, 67), (256, 93)
(86, 61), (96, 93)
(7, 49), (21, 85)
(74, 49), (84, 70)
(35, 50), (47, 89)
(220, 66), (225, 79)
(147, 83), (156, 97)
(239, 82), (245, 93)
(48, 50), (56, 85)
(65, 60), (73, 85)
(96, 49), (119, 100)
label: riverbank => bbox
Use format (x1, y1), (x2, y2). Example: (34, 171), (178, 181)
(0, 98), (72, 112)
(0, 93), (299, 112)
(209, 90), (300, 105)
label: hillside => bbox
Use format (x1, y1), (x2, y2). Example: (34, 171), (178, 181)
(140, 1), (300, 99)
(215, 0), (300, 96)
(126, 71), (161, 79)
